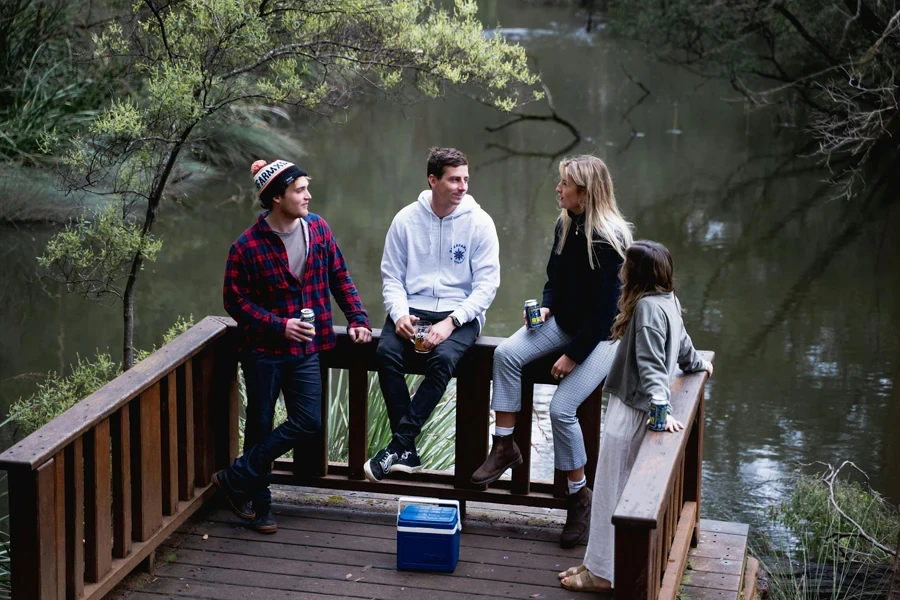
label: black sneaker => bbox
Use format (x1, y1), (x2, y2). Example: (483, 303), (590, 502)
(211, 470), (255, 521)
(363, 447), (398, 482)
(392, 449), (422, 473)
(250, 506), (277, 534)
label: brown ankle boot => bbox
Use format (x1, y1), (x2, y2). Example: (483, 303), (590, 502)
(560, 486), (592, 548)
(471, 434), (523, 485)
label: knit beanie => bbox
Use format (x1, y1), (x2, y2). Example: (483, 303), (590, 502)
(250, 159), (307, 204)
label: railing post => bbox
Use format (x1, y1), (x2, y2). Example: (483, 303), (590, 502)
(347, 359), (369, 480)
(84, 420), (112, 582)
(211, 332), (240, 471)
(614, 525), (658, 600)
(64, 438), (85, 599)
(8, 461), (61, 600)
(111, 408), (132, 558)
(454, 350), (491, 490)
(192, 350), (216, 486)
(160, 373), (179, 516)
(176, 361), (195, 501)
(130, 386), (163, 541)
(682, 388), (704, 546)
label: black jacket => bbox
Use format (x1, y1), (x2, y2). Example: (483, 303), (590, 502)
(541, 211), (624, 363)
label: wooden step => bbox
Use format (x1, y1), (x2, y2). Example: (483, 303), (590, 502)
(679, 519), (750, 600)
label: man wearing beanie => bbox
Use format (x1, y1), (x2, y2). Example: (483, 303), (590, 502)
(365, 147), (500, 482)
(214, 158), (372, 533)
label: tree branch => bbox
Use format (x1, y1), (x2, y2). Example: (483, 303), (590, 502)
(143, 0), (174, 62)
(824, 461), (897, 557)
(773, 4), (839, 66)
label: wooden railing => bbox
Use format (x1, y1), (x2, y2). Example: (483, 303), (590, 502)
(0, 317), (241, 600)
(612, 351), (714, 600)
(271, 325), (604, 508)
(0, 318), (711, 600)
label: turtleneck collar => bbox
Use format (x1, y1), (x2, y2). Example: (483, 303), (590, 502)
(567, 209), (586, 224)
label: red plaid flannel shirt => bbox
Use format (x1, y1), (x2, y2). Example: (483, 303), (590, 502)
(224, 212), (370, 355)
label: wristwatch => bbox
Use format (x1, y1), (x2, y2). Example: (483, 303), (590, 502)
(451, 315), (463, 328)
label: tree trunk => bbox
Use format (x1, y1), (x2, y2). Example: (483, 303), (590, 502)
(118, 124), (195, 370)
(122, 270), (137, 370)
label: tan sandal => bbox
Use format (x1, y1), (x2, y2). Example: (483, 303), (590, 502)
(560, 568), (612, 593)
(558, 564), (586, 579)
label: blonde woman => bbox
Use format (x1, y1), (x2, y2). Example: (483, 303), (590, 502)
(558, 241), (713, 592)
(471, 155), (633, 548)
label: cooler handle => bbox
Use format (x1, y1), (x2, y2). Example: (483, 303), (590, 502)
(397, 496), (462, 532)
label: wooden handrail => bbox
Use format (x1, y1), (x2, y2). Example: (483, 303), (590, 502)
(0, 316), (231, 472)
(611, 350), (714, 600)
(0, 316), (240, 600)
(611, 351), (714, 529)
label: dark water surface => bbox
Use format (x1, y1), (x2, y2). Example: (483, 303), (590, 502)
(1, 2), (897, 538)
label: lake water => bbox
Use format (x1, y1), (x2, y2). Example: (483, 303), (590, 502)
(1, 1), (897, 540)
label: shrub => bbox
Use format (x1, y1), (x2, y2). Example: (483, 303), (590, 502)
(9, 316), (195, 435)
(7, 352), (120, 435)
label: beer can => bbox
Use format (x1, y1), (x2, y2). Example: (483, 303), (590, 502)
(525, 299), (543, 329)
(300, 308), (315, 325)
(648, 399), (669, 431)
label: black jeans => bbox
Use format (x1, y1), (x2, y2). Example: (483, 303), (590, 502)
(376, 308), (479, 452)
(229, 353), (322, 509)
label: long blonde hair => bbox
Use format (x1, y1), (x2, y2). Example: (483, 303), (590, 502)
(555, 155), (633, 267)
(610, 240), (675, 341)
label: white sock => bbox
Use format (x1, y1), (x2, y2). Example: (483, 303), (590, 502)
(567, 476), (586, 495)
(494, 425), (514, 437)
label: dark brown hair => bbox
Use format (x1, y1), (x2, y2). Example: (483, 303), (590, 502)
(610, 240), (675, 340)
(426, 147), (468, 180)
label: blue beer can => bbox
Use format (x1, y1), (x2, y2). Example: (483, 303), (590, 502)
(648, 399), (669, 431)
(525, 299), (543, 330)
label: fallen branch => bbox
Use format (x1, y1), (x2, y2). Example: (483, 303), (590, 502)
(824, 461), (897, 557)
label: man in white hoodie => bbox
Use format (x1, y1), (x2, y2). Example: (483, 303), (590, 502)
(364, 147), (500, 482)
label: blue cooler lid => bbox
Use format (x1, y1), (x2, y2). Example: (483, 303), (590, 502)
(398, 505), (458, 530)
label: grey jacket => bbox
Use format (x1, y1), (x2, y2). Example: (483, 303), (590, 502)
(603, 292), (706, 411)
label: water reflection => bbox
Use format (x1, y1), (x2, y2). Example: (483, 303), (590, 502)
(0, 0), (896, 540)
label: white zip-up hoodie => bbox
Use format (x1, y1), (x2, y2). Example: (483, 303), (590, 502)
(381, 190), (500, 333)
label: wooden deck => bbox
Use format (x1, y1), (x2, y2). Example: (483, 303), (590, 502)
(681, 521), (752, 600)
(112, 490), (751, 600)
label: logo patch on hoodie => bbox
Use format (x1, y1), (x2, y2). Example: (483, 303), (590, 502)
(450, 243), (467, 265)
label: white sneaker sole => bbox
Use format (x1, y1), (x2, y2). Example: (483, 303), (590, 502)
(363, 460), (381, 483)
(391, 464), (422, 474)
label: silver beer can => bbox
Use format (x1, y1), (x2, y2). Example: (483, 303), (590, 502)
(648, 399), (669, 431)
(525, 299), (543, 330)
(300, 308), (315, 324)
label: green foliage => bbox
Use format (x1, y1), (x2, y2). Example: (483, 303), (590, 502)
(43, 0), (539, 369)
(238, 370), (457, 471)
(8, 315), (195, 435)
(752, 467), (900, 600)
(769, 471), (900, 563)
(7, 352), (121, 435)
(135, 315), (196, 362)
(38, 204), (163, 303)
(328, 370), (457, 470)
(0, 0), (106, 161)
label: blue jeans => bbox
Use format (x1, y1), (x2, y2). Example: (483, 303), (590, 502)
(228, 353), (322, 508)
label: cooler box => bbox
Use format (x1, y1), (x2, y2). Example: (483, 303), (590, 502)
(396, 497), (461, 572)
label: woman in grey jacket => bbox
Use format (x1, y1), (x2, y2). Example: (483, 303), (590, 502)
(558, 240), (714, 592)
(471, 155), (633, 548)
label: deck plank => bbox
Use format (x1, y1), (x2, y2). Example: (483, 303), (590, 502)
(117, 500), (590, 599)
(690, 556), (745, 576)
(115, 499), (745, 600)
